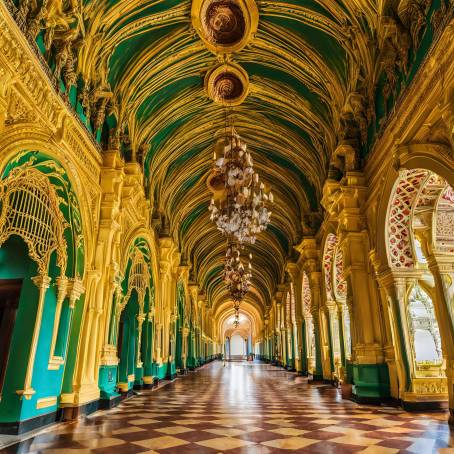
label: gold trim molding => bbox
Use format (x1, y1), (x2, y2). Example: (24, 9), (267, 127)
(36, 396), (57, 409)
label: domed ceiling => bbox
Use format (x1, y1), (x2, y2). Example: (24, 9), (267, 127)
(72, 0), (442, 314)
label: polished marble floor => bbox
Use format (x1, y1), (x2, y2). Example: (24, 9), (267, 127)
(3, 361), (454, 453)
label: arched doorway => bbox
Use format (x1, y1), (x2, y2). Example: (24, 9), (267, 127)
(0, 152), (85, 433)
(103, 238), (154, 398)
(384, 169), (454, 410)
(230, 334), (245, 357)
(322, 233), (350, 383)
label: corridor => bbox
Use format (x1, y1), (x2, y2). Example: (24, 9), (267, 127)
(3, 362), (453, 454)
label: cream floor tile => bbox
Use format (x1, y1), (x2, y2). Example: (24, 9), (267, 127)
(408, 418), (432, 425)
(405, 437), (437, 453)
(329, 435), (381, 446)
(242, 426), (264, 433)
(269, 428), (307, 436)
(173, 419), (208, 425)
(79, 437), (125, 449)
(30, 450), (92, 454)
(203, 428), (246, 437)
(133, 435), (190, 449)
(312, 419), (340, 424)
(377, 426), (423, 434)
(265, 418), (295, 426)
(111, 426), (146, 435)
(102, 414), (127, 420)
(363, 418), (405, 427)
(209, 419), (239, 426)
(129, 418), (161, 425)
(322, 426), (366, 436)
(237, 418), (257, 424)
(359, 446), (399, 453)
(154, 425), (195, 435)
(261, 436), (319, 450)
(350, 414), (385, 420)
(196, 436), (255, 450)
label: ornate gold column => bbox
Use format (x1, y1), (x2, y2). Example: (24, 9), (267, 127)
(335, 170), (389, 401)
(298, 238), (325, 381)
(156, 237), (178, 371)
(66, 269), (101, 405)
(426, 252), (454, 422)
(287, 263), (303, 373)
(16, 274), (51, 399)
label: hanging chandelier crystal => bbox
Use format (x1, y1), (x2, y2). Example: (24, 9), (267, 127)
(208, 128), (273, 245)
(223, 243), (252, 303)
(233, 309), (240, 328)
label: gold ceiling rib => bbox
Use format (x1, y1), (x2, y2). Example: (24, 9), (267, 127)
(40, 0), (438, 316)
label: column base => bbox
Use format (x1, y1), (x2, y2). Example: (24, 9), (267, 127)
(120, 389), (134, 400)
(309, 374), (324, 382)
(402, 399), (448, 412)
(352, 363), (390, 402)
(60, 398), (100, 421)
(0, 411), (58, 435)
(98, 394), (122, 410)
(178, 368), (188, 375)
(351, 395), (396, 405)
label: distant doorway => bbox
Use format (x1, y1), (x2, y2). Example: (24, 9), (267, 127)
(0, 279), (22, 395)
(230, 334), (245, 360)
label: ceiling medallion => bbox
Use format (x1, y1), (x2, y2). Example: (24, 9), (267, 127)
(205, 64), (249, 106)
(192, 0), (258, 54)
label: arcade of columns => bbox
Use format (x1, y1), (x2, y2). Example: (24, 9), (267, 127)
(0, 0), (453, 436)
(255, 20), (454, 417)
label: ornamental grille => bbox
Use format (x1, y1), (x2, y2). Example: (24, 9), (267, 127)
(121, 249), (152, 312)
(323, 233), (337, 300)
(387, 169), (428, 268)
(334, 246), (347, 302)
(436, 185), (454, 253)
(290, 282), (296, 325)
(0, 167), (67, 275)
(302, 272), (311, 317)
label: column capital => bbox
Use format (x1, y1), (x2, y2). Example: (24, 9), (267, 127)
(32, 275), (51, 289)
(67, 278), (85, 308)
(286, 262), (301, 281)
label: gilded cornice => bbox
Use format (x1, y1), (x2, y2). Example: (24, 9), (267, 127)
(365, 17), (454, 193)
(0, 2), (102, 187)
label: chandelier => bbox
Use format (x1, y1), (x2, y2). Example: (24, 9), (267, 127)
(208, 128), (273, 245)
(223, 243), (252, 303)
(233, 309), (240, 328)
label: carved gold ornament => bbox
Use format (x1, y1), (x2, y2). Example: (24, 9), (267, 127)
(192, 0), (258, 54)
(205, 63), (249, 106)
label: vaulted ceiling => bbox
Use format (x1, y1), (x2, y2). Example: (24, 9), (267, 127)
(57, 0), (441, 314)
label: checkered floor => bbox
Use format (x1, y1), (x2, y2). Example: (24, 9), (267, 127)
(5, 362), (454, 453)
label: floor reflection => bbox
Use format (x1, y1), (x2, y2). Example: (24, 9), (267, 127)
(2, 361), (453, 453)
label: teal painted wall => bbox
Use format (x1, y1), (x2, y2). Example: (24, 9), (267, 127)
(118, 291), (139, 390)
(0, 237), (66, 422)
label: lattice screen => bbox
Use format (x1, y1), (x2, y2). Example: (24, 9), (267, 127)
(0, 167), (67, 275)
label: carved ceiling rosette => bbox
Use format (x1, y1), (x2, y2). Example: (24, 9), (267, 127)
(205, 63), (249, 106)
(192, 0), (258, 54)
